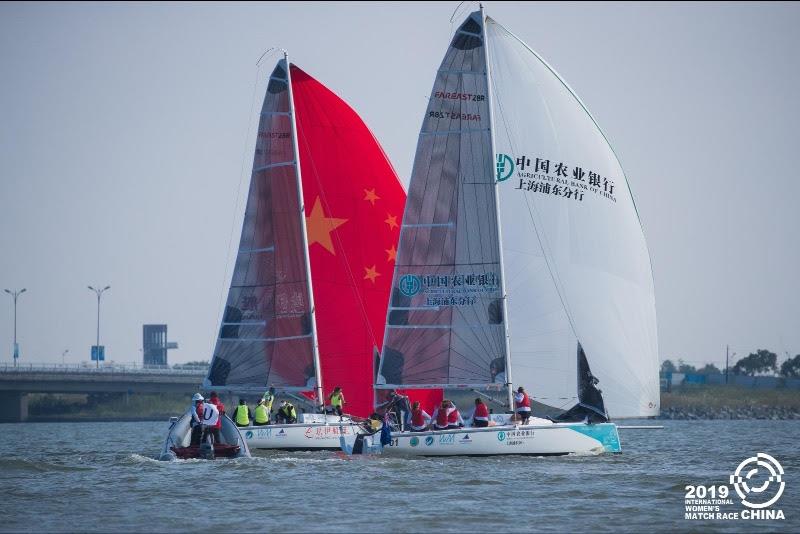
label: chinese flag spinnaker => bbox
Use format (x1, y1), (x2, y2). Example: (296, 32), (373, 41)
(291, 65), (442, 417)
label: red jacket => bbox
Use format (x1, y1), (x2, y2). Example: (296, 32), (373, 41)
(447, 408), (461, 425)
(411, 408), (429, 429)
(435, 408), (449, 428)
(474, 403), (489, 420)
(516, 392), (531, 410)
(210, 399), (224, 429)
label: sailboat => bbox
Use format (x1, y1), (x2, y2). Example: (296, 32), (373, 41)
(341, 7), (659, 456)
(202, 52), (440, 451)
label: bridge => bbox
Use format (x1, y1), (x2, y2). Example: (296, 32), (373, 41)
(0, 363), (206, 422)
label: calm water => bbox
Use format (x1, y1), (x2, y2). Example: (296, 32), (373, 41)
(1, 420), (797, 532)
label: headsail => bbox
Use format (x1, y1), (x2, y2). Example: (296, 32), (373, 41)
(206, 60), (316, 393)
(378, 12), (507, 391)
(485, 17), (660, 417)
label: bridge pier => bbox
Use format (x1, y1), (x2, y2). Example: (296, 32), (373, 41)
(0, 391), (28, 422)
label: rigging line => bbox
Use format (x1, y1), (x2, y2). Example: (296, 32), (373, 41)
(291, 87), (380, 352)
(210, 59), (265, 360)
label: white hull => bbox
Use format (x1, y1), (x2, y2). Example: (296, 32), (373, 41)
(243, 414), (362, 451)
(341, 419), (621, 456)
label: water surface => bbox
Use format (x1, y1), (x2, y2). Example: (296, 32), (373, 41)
(1, 420), (797, 532)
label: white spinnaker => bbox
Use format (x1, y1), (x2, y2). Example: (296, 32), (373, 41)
(486, 18), (659, 417)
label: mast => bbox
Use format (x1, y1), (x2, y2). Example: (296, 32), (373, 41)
(480, 5), (515, 411)
(285, 52), (325, 410)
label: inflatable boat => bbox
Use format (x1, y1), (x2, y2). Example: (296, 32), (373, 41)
(159, 413), (251, 461)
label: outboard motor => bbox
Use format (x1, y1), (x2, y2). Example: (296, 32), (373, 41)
(199, 439), (215, 460)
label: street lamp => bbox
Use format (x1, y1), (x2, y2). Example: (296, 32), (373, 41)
(4, 288), (26, 367)
(88, 285), (110, 368)
(62, 349), (70, 366)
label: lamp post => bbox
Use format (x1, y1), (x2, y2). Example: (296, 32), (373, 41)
(88, 285), (110, 368)
(4, 288), (26, 367)
(62, 349), (69, 366)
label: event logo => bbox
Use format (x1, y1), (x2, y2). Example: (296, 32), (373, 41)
(684, 453), (786, 522)
(729, 453), (785, 510)
(245, 431), (253, 439)
(496, 154), (514, 182)
(399, 274), (422, 297)
(425, 436), (434, 446)
(410, 437), (419, 447)
(497, 431), (506, 442)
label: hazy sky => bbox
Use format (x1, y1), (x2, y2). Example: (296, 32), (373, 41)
(1, 2), (798, 369)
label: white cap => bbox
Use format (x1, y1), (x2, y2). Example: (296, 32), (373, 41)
(192, 393), (204, 402)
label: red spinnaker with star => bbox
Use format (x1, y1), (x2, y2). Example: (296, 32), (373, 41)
(291, 66), (442, 417)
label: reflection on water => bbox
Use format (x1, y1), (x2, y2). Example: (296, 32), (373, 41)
(1, 420), (798, 532)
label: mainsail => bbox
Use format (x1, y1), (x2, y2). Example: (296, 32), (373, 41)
(206, 60), (315, 393)
(206, 58), (440, 416)
(379, 10), (659, 418)
(377, 12), (508, 391)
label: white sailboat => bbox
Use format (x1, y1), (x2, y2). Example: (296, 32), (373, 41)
(202, 50), (427, 451)
(341, 6), (659, 456)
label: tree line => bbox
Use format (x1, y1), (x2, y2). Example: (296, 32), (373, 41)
(661, 350), (800, 378)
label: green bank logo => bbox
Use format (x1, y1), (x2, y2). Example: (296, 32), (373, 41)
(410, 437), (419, 447)
(399, 274), (422, 297)
(496, 154), (514, 182)
(497, 431), (506, 442)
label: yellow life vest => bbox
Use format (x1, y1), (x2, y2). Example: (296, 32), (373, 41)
(234, 404), (250, 426)
(280, 404), (296, 419)
(330, 392), (344, 407)
(255, 404), (269, 424)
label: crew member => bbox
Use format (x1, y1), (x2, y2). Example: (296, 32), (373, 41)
(409, 401), (431, 432)
(446, 400), (464, 430)
(471, 398), (490, 427)
(328, 386), (346, 418)
(262, 386), (276, 414)
(232, 398), (252, 427)
(189, 393), (205, 445)
(515, 386), (532, 425)
(432, 400), (451, 431)
(208, 391), (225, 443)
(276, 401), (297, 424)
(254, 399), (270, 426)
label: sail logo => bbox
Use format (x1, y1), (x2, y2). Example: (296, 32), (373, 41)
(277, 429), (287, 437)
(730, 453), (785, 511)
(496, 154), (514, 182)
(425, 436), (434, 446)
(459, 434), (472, 444)
(399, 274), (422, 297)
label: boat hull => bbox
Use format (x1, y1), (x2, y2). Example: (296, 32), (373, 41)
(243, 415), (363, 451)
(159, 413), (251, 461)
(341, 421), (621, 456)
